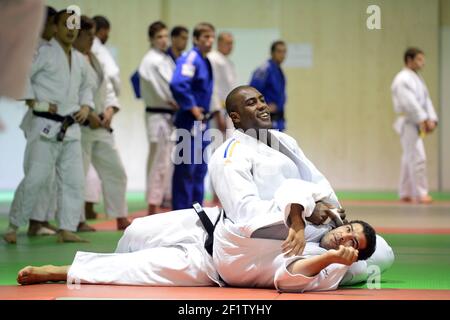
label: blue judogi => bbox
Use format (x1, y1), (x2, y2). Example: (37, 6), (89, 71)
(170, 46), (213, 210)
(250, 59), (286, 131)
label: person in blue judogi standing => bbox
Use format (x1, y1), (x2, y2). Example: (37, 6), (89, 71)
(170, 22), (216, 210)
(250, 40), (287, 131)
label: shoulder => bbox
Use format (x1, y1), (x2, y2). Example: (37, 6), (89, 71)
(253, 61), (270, 78)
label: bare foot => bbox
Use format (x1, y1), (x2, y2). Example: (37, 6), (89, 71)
(3, 231), (17, 244)
(77, 222), (96, 232)
(57, 230), (89, 243)
(17, 265), (68, 285)
(417, 195), (433, 204)
(400, 196), (412, 203)
(117, 217), (131, 230)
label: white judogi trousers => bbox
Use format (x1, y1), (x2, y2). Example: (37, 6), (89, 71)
(80, 128), (127, 220)
(68, 208), (220, 286)
(145, 112), (174, 206)
(84, 164), (102, 203)
(9, 127), (84, 231)
(397, 119), (428, 199)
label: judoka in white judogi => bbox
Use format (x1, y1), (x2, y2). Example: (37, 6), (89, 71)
(33, 204), (391, 289)
(391, 66), (438, 201)
(139, 44), (176, 211)
(6, 36), (93, 241)
(79, 52), (128, 224)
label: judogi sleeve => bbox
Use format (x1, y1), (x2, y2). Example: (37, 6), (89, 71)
(79, 58), (95, 109)
(425, 93), (438, 122)
(274, 243), (349, 292)
(104, 76), (120, 110)
(392, 77), (428, 124)
(170, 55), (197, 111)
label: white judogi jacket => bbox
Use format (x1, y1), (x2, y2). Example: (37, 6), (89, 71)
(139, 48), (176, 109)
(20, 38), (52, 135)
(139, 48), (176, 142)
(68, 205), (394, 289)
(209, 129), (340, 236)
(22, 38), (94, 141)
(208, 50), (237, 110)
(92, 37), (121, 96)
(391, 67), (438, 133)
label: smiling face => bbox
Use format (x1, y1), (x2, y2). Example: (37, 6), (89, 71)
(227, 87), (272, 131)
(320, 223), (368, 251)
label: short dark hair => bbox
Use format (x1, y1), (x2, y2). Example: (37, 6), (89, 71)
(45, 6), (57, 22)
(404, 47), (424, 63)
(148, 21), (167, 39)
(193, 22), (215, 39)
(171, 26), (188, 38)
(271, 40), (286, 54)
(54, 9), (70, 26)
(93, 15), (110, 31)
(79, 15), (95, 34)
(225, 85), (253, 116)
(348, 220), (377, 261)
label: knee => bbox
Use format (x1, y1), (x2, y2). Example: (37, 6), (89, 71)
(367, 235), (395, 273)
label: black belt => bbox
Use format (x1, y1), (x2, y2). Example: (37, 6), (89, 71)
(192, 202), (222, 256)
(146, 107), (175, 115)
(33, 111), (75, 141)
(33, 111), (68, 122)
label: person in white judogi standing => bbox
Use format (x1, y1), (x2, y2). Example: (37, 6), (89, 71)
(139, 21), (177, 215)
(208, 86), (393, 292)
(73, 16), (130, 231)
(391, 48), (438, 204)
(3, 11), (94, 244)
(15, 87), (393, 291)
(208, 31), (238, 132)
(82, 15), (122, 219)
(19, 6), (59, 237)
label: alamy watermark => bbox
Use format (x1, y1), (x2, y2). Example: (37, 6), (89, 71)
(366, 5), (381, 30)
(66, 5), (81, 30)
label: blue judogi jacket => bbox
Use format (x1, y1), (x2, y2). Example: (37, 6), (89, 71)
(170, 46), (213, 131)
(250, 59), (286, 130)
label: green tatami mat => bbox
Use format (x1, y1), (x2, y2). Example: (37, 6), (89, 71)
(0, 231), (122, 286)
(1, 229), (450, 290)
(344, 233), (450, 290)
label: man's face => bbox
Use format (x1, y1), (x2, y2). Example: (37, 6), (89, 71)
(75, 27), (95, 54)
(97, 28), (110, 44)
(218, 34), (233, 56)
(409, 53), (425, 71)
(271, 44), (287, 64)
(320, 223), (367, 251)
(172, 31), (189, 51)
(194, 30), (215, 54)
(54, 13), (79, 46)
(152, 28), (169, 51)
(230, 87), (272, 131)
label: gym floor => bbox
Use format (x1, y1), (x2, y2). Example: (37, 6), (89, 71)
(1, 191), (450, 300)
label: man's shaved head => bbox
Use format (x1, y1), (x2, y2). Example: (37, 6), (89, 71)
(225, 86), (272, 131)
(225, 85), (253, 115)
